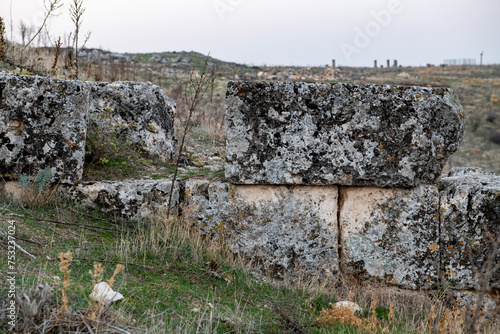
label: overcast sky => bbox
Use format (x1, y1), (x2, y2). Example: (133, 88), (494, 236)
(2, 0), (500, 67)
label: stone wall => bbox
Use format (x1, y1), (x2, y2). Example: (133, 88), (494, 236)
(0, 73), (175, 185)
(3, 73), (498, 292)
(73, 167), (499, 289)
(73, 80), (500, 291)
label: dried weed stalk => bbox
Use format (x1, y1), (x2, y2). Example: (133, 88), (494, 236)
(69, 0), (91, 79)
(51, 36), (62, 76)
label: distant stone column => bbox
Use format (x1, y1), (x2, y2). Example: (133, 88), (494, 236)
(393, 59), (398, 67)
(387, 59), (390, 68)
(332, 59), (336, 68)
(374, 60), (378, 68)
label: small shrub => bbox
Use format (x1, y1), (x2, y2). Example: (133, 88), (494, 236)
(16, 283), (53, 332)
(486, 112), (498, 123)
(316, 297), (394, 334)
(489, 130), (500, 144)
(17, 167), (55, 206)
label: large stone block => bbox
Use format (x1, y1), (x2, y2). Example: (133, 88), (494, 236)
(438, 167), (500, 289)
(225, 81), (464, 187)
(73, 180), (180, 221)
(0, 73), (90, 184)
(340, 185), (440, 289)
(184, 180), (339, 281)
(89, 81), (175, 161)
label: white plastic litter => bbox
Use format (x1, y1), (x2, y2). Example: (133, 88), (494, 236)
(90, 282), (124, 304)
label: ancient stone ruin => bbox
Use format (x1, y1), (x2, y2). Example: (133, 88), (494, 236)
(0, 73), (175, 185)
(225, 81), (464, 187)
(2, 73), (499, 294)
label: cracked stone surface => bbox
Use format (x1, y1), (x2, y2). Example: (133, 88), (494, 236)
(184, 180), (339, 282)
(0, 73), (90, 184)
(438, 167), (500, 289)
(72, 180), (180, 221)
(90, 81), (176, 161)
(340, 185), (440, 289)
(225, 81), (464, 187)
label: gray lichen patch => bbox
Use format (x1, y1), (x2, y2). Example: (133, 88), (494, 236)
(438, 167), (500, 289)
(340, 185), (440, 289)
(72, 179), (180, 221)
(184, 180), (339, 282)
(90, 81), (176, 161)
(0, 73), (90, 185)
(225, 81), (464, 187)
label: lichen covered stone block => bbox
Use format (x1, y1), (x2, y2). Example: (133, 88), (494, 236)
(340, 185), (440, 288)
(73, 180), (180, 221)
(438, 167), (500, 289)
(225, 81), (464, 187)
(184, 180), (339, 282)
(90, 81), (175, 161)
(0, 73), (90, 184)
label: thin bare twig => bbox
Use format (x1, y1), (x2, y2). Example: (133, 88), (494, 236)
(0, 227), (36, 259)
(166, 54), (214, 219)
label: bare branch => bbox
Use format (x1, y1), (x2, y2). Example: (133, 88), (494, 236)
(70, 0), (89, 79)
(24, 0), (63, 49)
(0, 227), (36, 259)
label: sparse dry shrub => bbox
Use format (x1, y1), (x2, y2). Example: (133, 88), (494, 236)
(316, 296), (393, 334)
(51, 36), (62, 76)
(268, 294), (314, 334)
(86, 261), (124, 322)
(13, 251), (127, 333)
(316, 303), (364, 329)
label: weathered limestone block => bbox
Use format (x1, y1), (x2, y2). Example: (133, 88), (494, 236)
(439, 167), (500, 289)
(340, 185), (440, 289)
(0, 73), (90, 184)
(184, 180), (339, 281)
(73, 180), (180, 221)
(225, 81), (464, 187)
(90, 81), (175, 161)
